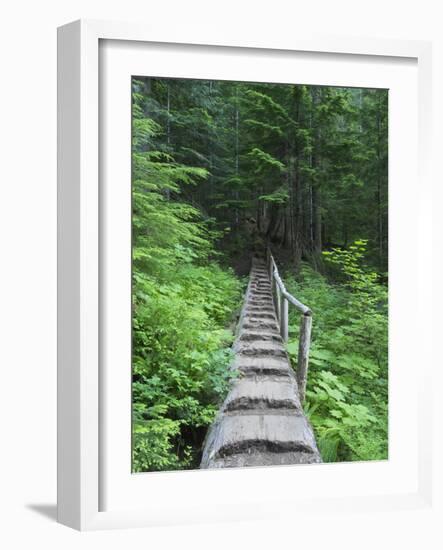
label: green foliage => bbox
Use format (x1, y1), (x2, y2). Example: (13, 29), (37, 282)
(286, 241), (388, 462)
(247, 147), (286, 174)
(132, 82), (243, 472)
(132, 266), (241, 471)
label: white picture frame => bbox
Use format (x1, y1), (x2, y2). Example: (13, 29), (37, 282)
(57, 19), (434, 531)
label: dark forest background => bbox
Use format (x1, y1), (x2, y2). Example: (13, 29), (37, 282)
(132, 77), (388, 472)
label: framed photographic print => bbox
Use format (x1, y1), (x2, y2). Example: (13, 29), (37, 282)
(57, 20), (433, 531)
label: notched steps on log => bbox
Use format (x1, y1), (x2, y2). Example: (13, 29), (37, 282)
(200, 257), (321, 469)
(201, 413), (321, 468)
(233, 356), (292, 377)
(207, 451), (320, 468)
(239, 331), (282, 343)
(235, 342), (287, 358)
(242, 320), (279, 331)
(223, 377), (302, 412)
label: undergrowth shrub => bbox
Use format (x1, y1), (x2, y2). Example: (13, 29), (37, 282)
(286, 240), (388, 463)
(132, 264), (241, 472)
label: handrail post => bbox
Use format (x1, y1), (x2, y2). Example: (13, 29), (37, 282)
(280, 297), (288, 343)
(275, 281), (281, 322)
(297, 313), (312, 403)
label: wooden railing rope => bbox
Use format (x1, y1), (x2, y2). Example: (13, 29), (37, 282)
(266, 248), (312, 402)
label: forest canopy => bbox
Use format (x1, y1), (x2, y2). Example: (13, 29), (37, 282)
(132, 76), (388, 471)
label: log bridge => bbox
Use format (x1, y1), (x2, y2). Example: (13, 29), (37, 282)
(200, 250), (321, 468)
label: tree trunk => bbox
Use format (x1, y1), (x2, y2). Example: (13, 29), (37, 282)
(376, 94), (383, 267)
(234, 89), (240, 227)
(313, 184), (322, 253)
(311, 87), (322, 254)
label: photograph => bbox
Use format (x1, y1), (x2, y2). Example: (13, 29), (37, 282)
(131, 76), (388, 473)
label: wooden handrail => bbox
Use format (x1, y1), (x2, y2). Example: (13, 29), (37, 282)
(270, 260), (311, 316)
(266, 247), (312, 402)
